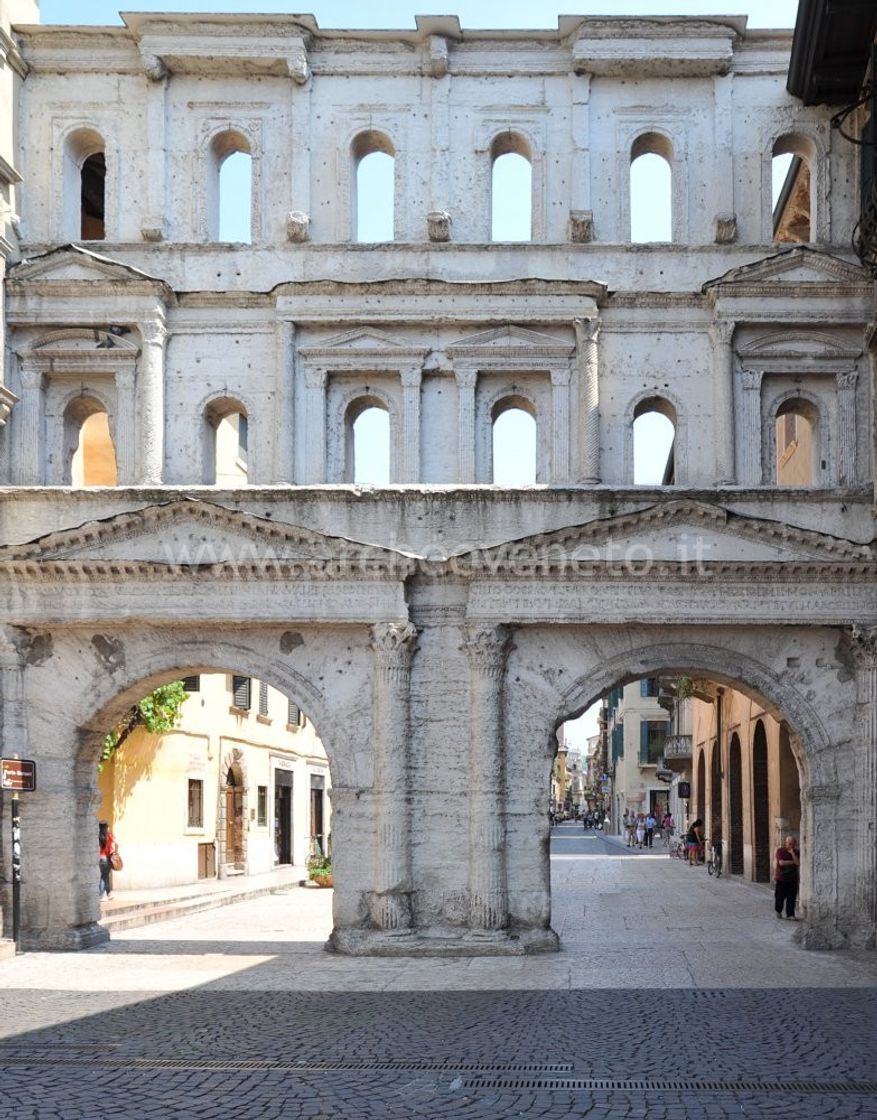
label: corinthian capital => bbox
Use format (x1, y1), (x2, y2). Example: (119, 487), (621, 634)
(462, 623), (512, 673)
(139, 320), (167, 348)
(848, 625), (877, 669)
(370, 621), (419, 668)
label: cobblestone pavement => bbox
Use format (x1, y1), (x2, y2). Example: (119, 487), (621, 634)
(0, 824), (875, 1119)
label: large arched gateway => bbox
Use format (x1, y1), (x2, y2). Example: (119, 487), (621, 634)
(0, 496), (873, 953)
(0, 12), (875, 958)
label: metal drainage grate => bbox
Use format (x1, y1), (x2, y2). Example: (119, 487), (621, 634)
(462, 1077), (877, 1095)
(0, 1055), (572, 1075)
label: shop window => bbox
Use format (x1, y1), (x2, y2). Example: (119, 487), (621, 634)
(491, 132), (532, 242)
(492, 397), (536, 484)
(352, 131), (395, 242)
(188, 779), (204, 829)
(630, 133), (673, 243)
(633, 397), (676, 485)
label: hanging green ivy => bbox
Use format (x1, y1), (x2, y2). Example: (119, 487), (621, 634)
(100, 681), (189, 770)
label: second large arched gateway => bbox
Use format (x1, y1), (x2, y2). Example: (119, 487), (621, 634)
(0, 492), (874, 954)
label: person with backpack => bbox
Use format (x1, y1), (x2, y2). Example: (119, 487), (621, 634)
(98, 820), (118, 900)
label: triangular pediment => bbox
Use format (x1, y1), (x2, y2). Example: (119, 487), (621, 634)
(456, 500), (873, 568)
(448, 325), (573, 352)
(737, 330), (861, 362)
(25, 328), (140, 355)
(9, 245), (166, 287)
(311, 328), (412, 351)
(704, 247), (870, 293)
(1, 500), (415, 573)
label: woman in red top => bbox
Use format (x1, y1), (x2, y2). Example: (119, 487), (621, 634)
(98, 820), (116, 901)
(774, 835), (800, 919)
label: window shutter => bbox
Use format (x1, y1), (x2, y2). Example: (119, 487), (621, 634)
(258, 680), (269, 716)
(640, 720), (648, 761)
(232, 675), (251, 710)
(287, 698), (301, 727)
(182, 675), (200, 692)
(640, 679), (648, 697)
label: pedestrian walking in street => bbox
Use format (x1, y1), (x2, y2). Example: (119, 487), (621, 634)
(645, 812), (657, 848)
(686, 818), (704, 866)
(774, 835), (800, 919)
(99, 820), (117, 900)
(635, 814), (646, 849)
(662, 810), (674, 837)
(625, 811), (636, 847)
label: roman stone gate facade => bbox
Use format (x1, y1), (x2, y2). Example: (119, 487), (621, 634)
(0, 13), (875, 953)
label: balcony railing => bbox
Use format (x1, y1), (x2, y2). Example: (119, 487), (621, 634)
(662, 734), (693, 773)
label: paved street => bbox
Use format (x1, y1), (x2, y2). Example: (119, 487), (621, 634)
(0, 823), (875, 1118)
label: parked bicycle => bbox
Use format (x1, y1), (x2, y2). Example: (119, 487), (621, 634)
(668, 835), (687, 861)
(707, 838), (724, 877)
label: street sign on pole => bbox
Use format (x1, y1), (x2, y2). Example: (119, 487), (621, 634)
(1, 758), (36, 792)
(1, 758), (35, 953)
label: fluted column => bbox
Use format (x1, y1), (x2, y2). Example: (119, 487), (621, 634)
(550, 368), (571, 483)
(455, 366), (477, 483)
(304, 367), (327, 483)
(738, 368), (763, 486)
(709, 319), (735, 484)
(274, 320), (295, 484)
(113, 368), (136, 485)
(369, 621), (418, 932)
(836, 370), (858, 486)
(848, 625), (877, 944)
(400, 367), (422, 483)
(14, 366), (43, 485)
(575, 317), (600, 483)
(136, 320), (166, 484)
(463, 623), (512, 931)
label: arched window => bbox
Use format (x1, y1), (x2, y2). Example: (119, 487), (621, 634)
(206, 400), (249, 486)
(352, 132), (395, 243)
(67, 399), (117, 486)
(347, 398), (390, 484)
(633, 397), (676, 484)
(772, 135), (815, 243)
(64, 128), (106, 240)
(775, 399), (818, 486)
(492, 397), (536, 484)
(630, 133), (672, 243)
(209, 131), (252, 243)
(491, 132), (532, 242)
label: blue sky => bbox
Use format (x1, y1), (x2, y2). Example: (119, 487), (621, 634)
(41, 1), (799, 28)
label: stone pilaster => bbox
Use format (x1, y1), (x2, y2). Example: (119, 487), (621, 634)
(0, 628), (27, 758)
(463, 623), (512, 931)
(550, 368), (571, 483)
(848, 625), (877, 944)
(274, 320), (296, 484)
(836, 370), (858, 486)
(709, 319), (735, 484)
(400, 367), (422, 483)
(868, 324), (877, 507)
(738, 368), (763, 486)
(369, 621), (418, 932)
(303, 367), (327, 483)
(797, 781), (844, 949)
(575, 317), (600, 483)
(136, 320), (166, 484)
(113, 368), (136, 485)
(14, 366), (43, 485)
(140, 59), (167, 241)
(455, 367), (477, 483)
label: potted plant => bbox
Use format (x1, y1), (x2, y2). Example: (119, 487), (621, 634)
(307, 852), (333, 888)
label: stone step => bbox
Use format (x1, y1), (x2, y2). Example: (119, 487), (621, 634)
(100, 880), (298, 933)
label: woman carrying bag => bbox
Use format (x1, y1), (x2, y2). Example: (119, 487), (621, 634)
(98, 820), (121, 900)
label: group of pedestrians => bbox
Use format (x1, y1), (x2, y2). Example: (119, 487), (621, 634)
(622, 808), (673, 849)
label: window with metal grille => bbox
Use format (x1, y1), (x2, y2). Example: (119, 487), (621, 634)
(231, 675), (251, 710)
(182, 675), (201, 692)
(258, 680), (269, 717)
(287, 698), (301, 728)
(188, 778), (204, 828)
(257, 785), (267, 826)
